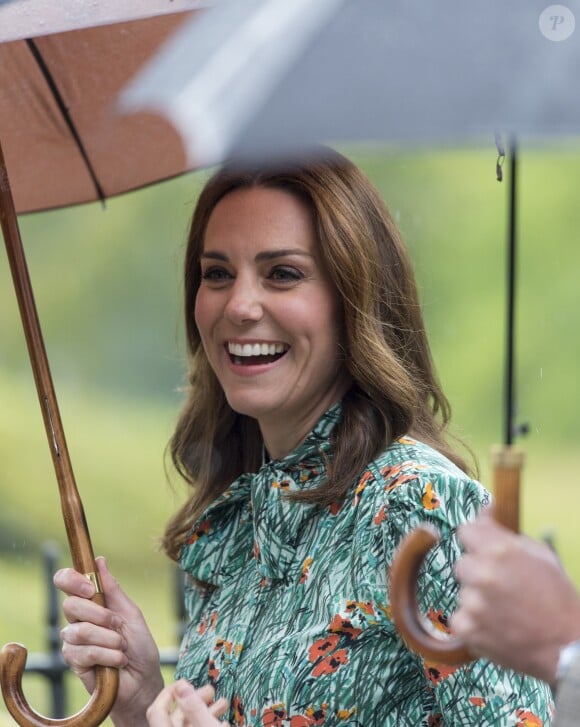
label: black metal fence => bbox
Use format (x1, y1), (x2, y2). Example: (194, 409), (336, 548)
(21, 542), (186, 720)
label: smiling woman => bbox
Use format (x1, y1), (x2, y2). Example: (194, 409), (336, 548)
(53, 149), (553, 727)
(194, 185), (350, 458)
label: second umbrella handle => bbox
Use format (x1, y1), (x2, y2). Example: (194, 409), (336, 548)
(389, 445), (524, 665)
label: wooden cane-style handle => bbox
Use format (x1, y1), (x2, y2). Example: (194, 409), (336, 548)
(0, 640), (118, 727)
(389, 446), (524, 665)
(0, 580), (119, 726)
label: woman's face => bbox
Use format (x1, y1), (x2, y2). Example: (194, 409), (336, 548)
(195, 186), (350, 456)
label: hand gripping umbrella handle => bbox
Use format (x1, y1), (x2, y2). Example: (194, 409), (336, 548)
(389, 445), (524, 665)
(0, 141), (119, 724)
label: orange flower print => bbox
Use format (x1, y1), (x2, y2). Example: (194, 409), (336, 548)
(253, 540), (260, 559)
(385, 473), (420, 493)
(424, 661), (459, 686)
(289, 704), (328, 726)
(378, 603), (392, 620)
(299, 462), (319, 481)
(328, 615), (362, 641)
(311, 648), (348, 677)
(426, 608), (451, 634)
(516, 710), (543, 727)
(289, 717), (312, 726)
(232, 695), (245, 726)
(427, 715), (443, 727)
(308, 634), (340, 662)
(299, 557), (314, 584)
(381, 463), (403, 479)
(272, 479), (291, 489)
(328, 501), (342, 516)
(336, 708), (356, 721)
(262, 704), (287, 726)
(346, 600), (375, 617)
(186, 518), (211, 544)
(198, 611), (219, 635)
(469, 696), (486, 708)
(358, 602), (375, 616)
(353, 470), (373, 505)
(215, 638), (233, 655)
(374, 504), (387, 525)
(299, 465), (319, 482)
(422, 482), (441, 510)
(207, 658), (220, 685)
(381, 462), (426, 492)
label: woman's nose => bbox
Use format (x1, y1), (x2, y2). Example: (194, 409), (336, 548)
(223, 278), (263, 324)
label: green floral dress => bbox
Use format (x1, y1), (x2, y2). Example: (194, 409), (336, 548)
(176, 406), (553, 726)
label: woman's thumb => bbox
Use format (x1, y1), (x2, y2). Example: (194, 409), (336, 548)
(95, 556), (132, 612)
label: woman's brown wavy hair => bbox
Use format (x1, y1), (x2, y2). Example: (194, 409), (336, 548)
(163, 149), (474, 561)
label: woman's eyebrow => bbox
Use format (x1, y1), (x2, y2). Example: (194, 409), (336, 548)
(256, 249), (313, 261)
(200, 249), (313, 262)
(200, 251), (228, 261)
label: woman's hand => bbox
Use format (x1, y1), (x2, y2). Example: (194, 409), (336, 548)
(451, 509), (580, 686)
(147, 681), (229, 726)
(54, 556), (164, 725)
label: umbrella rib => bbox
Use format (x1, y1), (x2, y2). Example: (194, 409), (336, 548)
(25, 38), (106, 204)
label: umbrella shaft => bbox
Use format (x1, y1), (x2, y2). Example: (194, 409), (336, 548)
(505, 140), (518, 446)
(0, 138), (97, 576)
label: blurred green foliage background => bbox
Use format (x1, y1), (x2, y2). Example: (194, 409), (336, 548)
(1, 147), (579, 723)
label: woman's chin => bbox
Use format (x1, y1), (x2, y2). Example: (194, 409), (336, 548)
(224, 395), (270, 420)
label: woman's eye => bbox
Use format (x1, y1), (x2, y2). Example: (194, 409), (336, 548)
(201, 267), (231, 281)
(269, 266), (303, 282)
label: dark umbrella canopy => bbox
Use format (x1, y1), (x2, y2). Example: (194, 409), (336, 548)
(0, 0), (212, 213)
(122, 0), (580, 165)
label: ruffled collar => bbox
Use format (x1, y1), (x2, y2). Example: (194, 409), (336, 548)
(180, 405), (341, 584)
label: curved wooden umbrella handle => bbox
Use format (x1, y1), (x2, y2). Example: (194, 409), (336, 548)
(390, 445), (524, 665)
(1, 141), (119, 723)
(1, 641), (118, 727)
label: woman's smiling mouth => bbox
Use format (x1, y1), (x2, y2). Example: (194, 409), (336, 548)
(226, 341), (289, 366)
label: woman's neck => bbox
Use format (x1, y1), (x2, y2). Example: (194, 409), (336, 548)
(259, 376), (351, 459)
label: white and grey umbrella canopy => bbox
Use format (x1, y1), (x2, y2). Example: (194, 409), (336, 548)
(122, 0), (580, 166)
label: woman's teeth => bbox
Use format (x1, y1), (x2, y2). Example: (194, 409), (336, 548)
(227, 342), (288, 364)
(228, 342), (287, 357)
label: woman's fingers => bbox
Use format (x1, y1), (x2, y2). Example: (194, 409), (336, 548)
(194, 684), (216, 704)
(60, 595), (121, 626)
(55, 557), (143, 635)
(193, 685), (228, 717)
(60, 619), (129, 676)
(60, 641), (129, 671)
(174, 683), (230, 726)
(53, 567), (97, 599)
(61, 619), (127, 649)
(147, 681), (230, 727)
(208, 698), (229, 719)
(145, 685), (175, 726)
